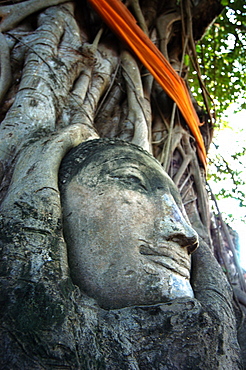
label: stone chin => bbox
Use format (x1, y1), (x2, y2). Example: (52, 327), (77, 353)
(69, 256), (194, 310)
(167, 273), (194, 299)
(92, 274), (194, 310)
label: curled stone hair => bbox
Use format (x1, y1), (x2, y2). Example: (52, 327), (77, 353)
(59, 138), (159, 191)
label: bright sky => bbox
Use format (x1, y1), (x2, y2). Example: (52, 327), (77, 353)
(208, 105), (246, 270)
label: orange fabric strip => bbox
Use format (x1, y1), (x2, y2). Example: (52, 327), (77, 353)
(87, 0), (207, 168)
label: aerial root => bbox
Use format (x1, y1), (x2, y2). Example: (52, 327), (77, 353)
(121, 50), (150, 151)
(0, 32), (12, 105)
(0, 0), (68, 32)
(127, 0), (148, 35)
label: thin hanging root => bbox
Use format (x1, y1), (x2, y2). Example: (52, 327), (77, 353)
(156, 11), (181, 59)
(183, 196), (197, 206)
(0, 32), (11, 105)
(159, 125), (183, 170)
(162, 103), (176, 172)
(181, 176), (194, 200)
(163, 126), (209, 230)
(182, 0), (214, 127)
(121, 50), (149, 151)
(174, 132), (209, 229)
(95, 62), (120, 118)
(92, 27), (104, 48)
(128, 0), (148, 35)
(159, 36), (189, 172)
(191, 158), (209, 229)
(0, 0), (68, 32)
(209, 186), (246, 293)
(173, 143), (193, 186)
(70, 28), (104, 106)
(87, 0), (207, 169)
(127, 0), (153, 150)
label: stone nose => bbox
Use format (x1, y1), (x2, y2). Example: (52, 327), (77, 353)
(159, 195), (199, 254)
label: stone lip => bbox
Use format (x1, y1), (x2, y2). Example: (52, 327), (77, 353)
(143, 254), (190, 279)
(139, 243), (191, 279)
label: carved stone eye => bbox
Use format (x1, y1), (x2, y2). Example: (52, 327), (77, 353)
(110, 174), (148, 191)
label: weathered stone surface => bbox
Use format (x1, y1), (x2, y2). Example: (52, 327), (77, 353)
(0, 139), (242, 369)
(60, 140), (198, 309)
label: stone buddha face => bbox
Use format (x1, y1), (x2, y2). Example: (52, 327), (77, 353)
(60, 140), (198, 309)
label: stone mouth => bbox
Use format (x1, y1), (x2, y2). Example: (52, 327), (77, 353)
(139, 244), (190, 278)
(143, 255), (190, 278)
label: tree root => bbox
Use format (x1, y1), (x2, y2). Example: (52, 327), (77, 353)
(121, 50), (149, 151)
(80, 42), (119, 128)
(0, 4), (84, 163)
(209, 186), (246, 293)
(66, 29), (104, 127)
(156, 11), (181, 60)
(173, 141), (193, 185)
(127, 0), (148, 35)
(162, 103), (177, 171)
(0, 0), (68, 32)
(1, 123), (94, 281)
(156, 120), (210, 235)
(0, 32), (12, 105)
(181, 0), (214, 126)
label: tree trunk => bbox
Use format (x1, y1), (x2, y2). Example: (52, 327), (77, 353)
(0, 0), (244, 368)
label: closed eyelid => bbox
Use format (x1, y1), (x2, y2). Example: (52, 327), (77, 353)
(109, 173), (145, 184)
(107, 169), (149, 190)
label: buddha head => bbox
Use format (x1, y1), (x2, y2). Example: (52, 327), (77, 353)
(59, 139), (198, 309)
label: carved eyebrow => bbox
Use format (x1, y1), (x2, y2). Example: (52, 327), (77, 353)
(102, 157), (150, 173)
(109, 163), (144, 171)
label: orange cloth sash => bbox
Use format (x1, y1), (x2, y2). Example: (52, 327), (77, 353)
(87, 0), (207, 168)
